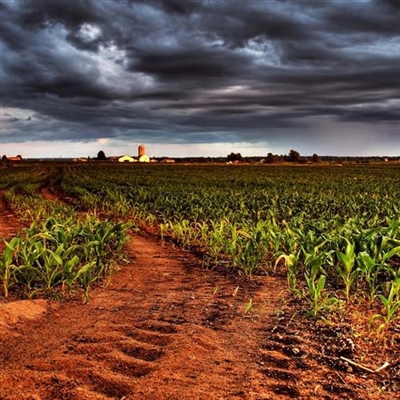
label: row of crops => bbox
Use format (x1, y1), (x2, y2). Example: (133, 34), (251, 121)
(1, 163), (399, 334)
(0, 166), (129, 302)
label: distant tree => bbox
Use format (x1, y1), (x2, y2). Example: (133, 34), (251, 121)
(1, 155), (11, 167)
(97, 150), (107, 160)
(312, 153), (320, 163)
(227, 152), (243, 162)
(288, 149), (301, 162)
(265, 153), (276, 164)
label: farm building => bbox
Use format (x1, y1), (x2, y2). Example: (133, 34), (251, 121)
(119, 155), (136, 163)
(5, 155), (23, 161)
(117, 145), (150, 163)
(139, 154), (150, 163)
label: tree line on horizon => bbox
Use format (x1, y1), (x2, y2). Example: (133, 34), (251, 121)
(1, 151), (397, 165)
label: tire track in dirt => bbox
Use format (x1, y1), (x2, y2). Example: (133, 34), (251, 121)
(260, 327), (353, 398)
(0, 191), (7, 214)
(40, 187), (77, 206)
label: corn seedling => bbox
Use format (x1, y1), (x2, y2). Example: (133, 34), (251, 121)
(245, 299), (254, 314)
(0, 237), (20, 297)
(369, 278), (400, 335)
(335, 238), (359, 300)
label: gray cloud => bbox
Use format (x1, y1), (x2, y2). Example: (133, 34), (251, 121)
(1, 0), (399, 155)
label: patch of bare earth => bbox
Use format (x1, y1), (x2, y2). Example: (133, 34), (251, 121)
(40, 187), (61, 203)
(0, 191), (24, 252)
(0, 189), (398, 399)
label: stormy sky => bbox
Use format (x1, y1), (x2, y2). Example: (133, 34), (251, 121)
(1, 0), (399, 158)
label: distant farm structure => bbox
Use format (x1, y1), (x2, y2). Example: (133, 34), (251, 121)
(2, 155), (23, 162)
(138, 144), (146, 157)
(1, 154), (24, 167)
(118, 155), (135, 163)
(119, 144), (151, 163)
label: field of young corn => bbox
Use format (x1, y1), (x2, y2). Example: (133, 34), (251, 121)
(1, 163), (399, 334)
(0, 165), (130, 302)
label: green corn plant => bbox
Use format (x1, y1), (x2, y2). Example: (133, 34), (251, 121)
(207, 219), (228, 266)
(274, 252), (301, 297)
(90, 220), (129, 275)
(369, 278), (400, 335)
(13, 239), (42, 298)
(159, 222), (169, 241)
(303, 249), (327, 279)
(304, 272), (341, 318)
(223, 223), (240, 264)
(302, 238), (331, 274)
(170, 219), (195, 249)
(304, 273), (326, 318)
(227, 226), (269, 276)
(0, 237), (20, 297)
(33, 242), (65, 291)
(335, 238), (359, 300)
(75, 260), (97, 304)
(240, 239), (262, 276)
(380, 245), (400, 278)
(244, 298), (254, 314)
(269, 229), (283, 254)
(196, 221), (210, 245)
(241, 221), (270, 274)
(302, 243), (340, 317)
(357, 251), (381, 303)
(62, 254), (81, 292)
(14, 265), (41, 298)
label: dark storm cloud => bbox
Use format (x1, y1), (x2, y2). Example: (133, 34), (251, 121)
(1, 0), (399, 153)
(381, 0), (400, 10)
(322, 1), (399, 36)
(133, 46), (250, 79)
(156, 0), (202, 15)
(20, 0), (102, 29)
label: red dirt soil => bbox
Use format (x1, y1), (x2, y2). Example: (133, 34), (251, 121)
(0, 191), (24, 252)
(0, 191), (398, 399)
